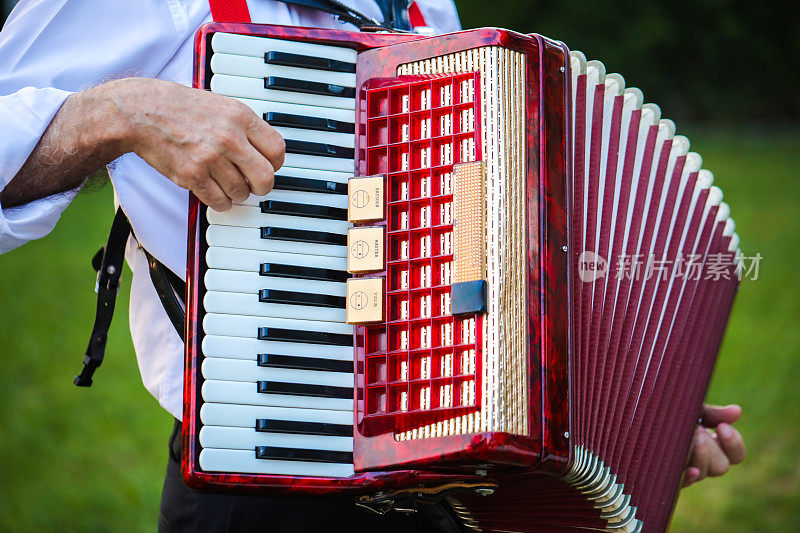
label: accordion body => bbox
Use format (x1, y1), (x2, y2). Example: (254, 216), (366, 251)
(185, 23), (740, 532)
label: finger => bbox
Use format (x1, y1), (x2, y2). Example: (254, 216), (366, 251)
(208, 158), (251, 203)
(716, 423), (746, 465)
(193, 176), (232, 212)
(230, 144), (275, 197)
(700, 403), (742, 427)
(706, 437), (731, 477)
(247, 118), (286, 171)
(688, 427), (713, 482)
(690, 427), (730, 478)
(682, 466), (701, 488)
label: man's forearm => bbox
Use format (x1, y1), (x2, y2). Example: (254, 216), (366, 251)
(0, 82), (129, 208)
(1, 77), (283, 212)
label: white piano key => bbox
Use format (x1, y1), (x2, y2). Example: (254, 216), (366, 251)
(268, 165), (351, 184)
(203, 313), (353, 338)
(203, 291), (346, 323)
(202, 379), (352, 411)
(272, 126), (354, 149)
(283, 152), (352, 173)
(202, 335), (353, 361)
(238, 189), (348, 210)
(211, 74), (354, 110)
(199, 426), (352, 451)
(204, 269), (345, 296)
(200, 402), (353, 427)
(207, 204), (350, 233)
(199, 448), (354, 477)
(205, 246), (347, 273)
(211, 54), (356, 88)
(206, 225), (346, 257)
(234, 97), (355, 125)
(202, 358), (352, 387)
(211, 33), (357, 64)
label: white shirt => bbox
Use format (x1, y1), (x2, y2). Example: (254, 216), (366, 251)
(0, 0), (461, 419)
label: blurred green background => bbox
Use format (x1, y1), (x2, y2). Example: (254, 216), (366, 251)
(1, 0), (799, 531)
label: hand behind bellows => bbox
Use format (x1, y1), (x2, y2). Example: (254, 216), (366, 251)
(110, 77), (285, 211)
(682, 403), (745, 487)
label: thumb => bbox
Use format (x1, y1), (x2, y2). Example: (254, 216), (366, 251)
(700, 404), (742, 427)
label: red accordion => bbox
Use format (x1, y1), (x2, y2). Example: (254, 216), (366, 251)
(184, 23), (740, 532)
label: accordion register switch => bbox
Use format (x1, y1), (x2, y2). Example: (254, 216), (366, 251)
(346, 226), (384, 273)
(345, 277), (384, 324)
(347, 174), (384, 222)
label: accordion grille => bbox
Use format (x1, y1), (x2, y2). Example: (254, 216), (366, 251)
(396, 47), (529, 439)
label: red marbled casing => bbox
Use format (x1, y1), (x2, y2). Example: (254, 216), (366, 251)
(351, 30), (571, 474)
(184, 23), (571, 495)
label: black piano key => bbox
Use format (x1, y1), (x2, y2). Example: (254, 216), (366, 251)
(258, 327), (352, 346)
(259, 263), (349, 283)
(260, 199), (347, 220)
(264, 112), (355, 134)
(255, 419), (352, 437)
(264, 51), (356, 74)
(273, 175), (347, 195)
(257, 381), (353, 399)
(265, 76), (355, 99)
(255, 446), (353, 464)
(260, 226), (346, 246)
(284, 139), (354, 160)
(258, 353), (352, 373)
(259, 289), (346, 308)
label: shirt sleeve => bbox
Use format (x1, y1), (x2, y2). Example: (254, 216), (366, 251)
(0, 0), (196, 254)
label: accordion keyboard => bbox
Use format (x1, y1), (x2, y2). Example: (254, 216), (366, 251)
(198, 33), (357, 477)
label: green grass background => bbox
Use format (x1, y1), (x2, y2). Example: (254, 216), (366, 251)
(0, 127), (798, 531)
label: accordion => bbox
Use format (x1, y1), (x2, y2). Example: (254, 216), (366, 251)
(184, 23), (741, 532)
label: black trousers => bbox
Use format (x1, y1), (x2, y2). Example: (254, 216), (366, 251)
(159, 419), (459, 532)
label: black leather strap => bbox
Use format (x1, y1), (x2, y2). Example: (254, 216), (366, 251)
(144, 249), (186, 342)
(375, 0), (412, 32)
(76, 207), (187, 386)
(74, 207), (131, 387)
(274, 0), (411, 31)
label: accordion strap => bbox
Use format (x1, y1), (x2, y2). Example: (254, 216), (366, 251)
(208, 0), (251, 22)
(373, 0), (412, 31)
(144, 249), (186, 343)
(274, 0), (408, 30)
(75, 207), (186, 387)
(74, 207), (131, 387)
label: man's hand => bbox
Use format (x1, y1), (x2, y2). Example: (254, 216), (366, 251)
(682, 404), (745, 487)
(0, 77), (284, 211)
(110, 78), (283, 211)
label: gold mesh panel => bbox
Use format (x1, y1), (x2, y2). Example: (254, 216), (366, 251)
(453, 161), (486, 284)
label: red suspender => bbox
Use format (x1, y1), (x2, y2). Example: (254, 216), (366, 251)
(408, 1), (427, 28)
(208, 0), (252, 22)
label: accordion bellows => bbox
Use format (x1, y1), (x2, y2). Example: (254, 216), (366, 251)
(184, 25), (740, 533)
(456, 52), (740, 532)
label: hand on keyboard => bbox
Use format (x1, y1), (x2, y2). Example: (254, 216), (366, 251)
(111, 77), (285, 211)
